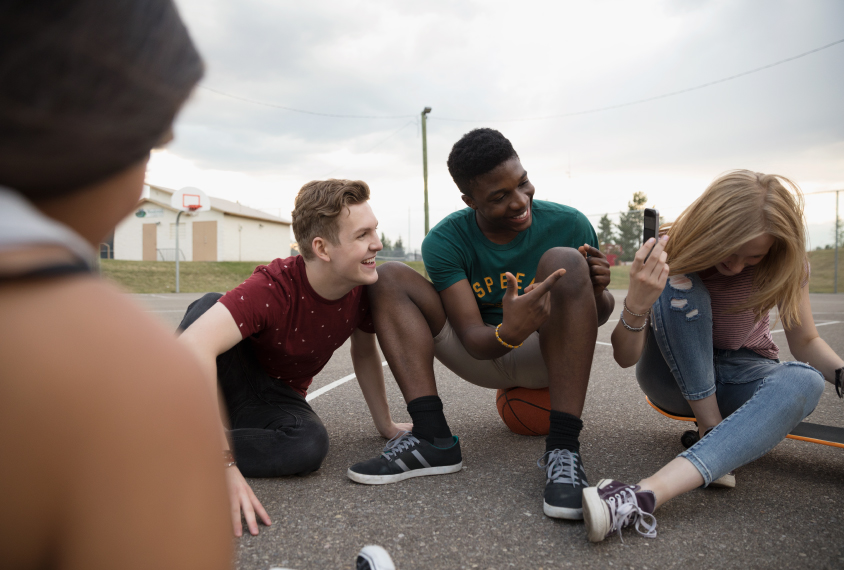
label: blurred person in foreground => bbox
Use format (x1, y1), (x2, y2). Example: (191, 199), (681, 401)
(585, 171), (843, 543)
(0, 1), (232, 568)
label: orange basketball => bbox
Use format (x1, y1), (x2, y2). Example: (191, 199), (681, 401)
(495, 387), (551, 436)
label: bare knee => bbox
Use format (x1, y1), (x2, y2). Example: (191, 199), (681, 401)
(369, 261), (424, 295)
(537, 247), (591, 294)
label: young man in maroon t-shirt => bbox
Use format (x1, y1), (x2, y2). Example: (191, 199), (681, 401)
(177, 179), (409, 537)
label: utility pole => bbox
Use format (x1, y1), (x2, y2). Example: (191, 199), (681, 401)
(805, 189), (844, 293)
(175, 210), (184, 293)
(832, 190), (840, 293)
(421, 107), (431, 235)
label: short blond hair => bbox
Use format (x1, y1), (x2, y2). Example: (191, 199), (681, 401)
(292, 179), (370, 260)
(662, 170), (807, 329)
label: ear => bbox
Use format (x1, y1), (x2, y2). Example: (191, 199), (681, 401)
(461, 193), (477, 210)
(312, 237), (331, 262)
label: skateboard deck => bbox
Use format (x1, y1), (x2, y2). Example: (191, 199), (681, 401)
(646, 396), (844, 449)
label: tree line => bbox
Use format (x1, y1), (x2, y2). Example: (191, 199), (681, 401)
(379, 233), (406, 258)
(596, 191), (661, 263)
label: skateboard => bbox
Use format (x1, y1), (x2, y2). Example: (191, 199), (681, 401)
(646, 396), (844, 449)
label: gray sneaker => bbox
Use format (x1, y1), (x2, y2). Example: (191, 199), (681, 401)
(538, 449), (589, 520)
(582, 479), (657, 543)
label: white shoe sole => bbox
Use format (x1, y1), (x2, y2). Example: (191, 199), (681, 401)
(543, 501), (583, 520)
(709, 472), (736, 489)
(582, 484), (612, 542)
(346, 462), (463, 485)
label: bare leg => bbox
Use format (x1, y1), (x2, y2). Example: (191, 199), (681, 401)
(366, 262), (446, 402)
(536, 248), (597, 415)
(638, 457), (704, 509)
(688, 394), (723, 437)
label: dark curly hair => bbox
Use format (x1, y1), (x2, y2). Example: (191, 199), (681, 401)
(446, 128), (518, 195)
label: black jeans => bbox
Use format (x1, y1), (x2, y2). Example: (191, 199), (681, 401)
(179, 293), (329, 478)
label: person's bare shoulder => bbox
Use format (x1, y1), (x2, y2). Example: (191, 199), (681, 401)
(0, 277), (231, 569)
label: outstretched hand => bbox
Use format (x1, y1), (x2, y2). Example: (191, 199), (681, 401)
(499, 269), (566, 347)
(226, 465), (272, 536)
(577, 244), (612, 296)
(627, 235), (670, 314)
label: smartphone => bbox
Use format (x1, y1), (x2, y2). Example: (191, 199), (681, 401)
(643, 208), (659, 261)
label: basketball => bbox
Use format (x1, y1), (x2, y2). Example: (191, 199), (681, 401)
(495, 387), (551, 436)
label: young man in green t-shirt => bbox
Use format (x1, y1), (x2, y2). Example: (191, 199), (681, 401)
(347, 128), (614, 520)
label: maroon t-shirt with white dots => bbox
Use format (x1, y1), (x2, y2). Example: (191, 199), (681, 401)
(218, 255), (375, 396)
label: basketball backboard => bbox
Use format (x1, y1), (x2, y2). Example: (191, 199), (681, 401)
(171, 187), (210, 214)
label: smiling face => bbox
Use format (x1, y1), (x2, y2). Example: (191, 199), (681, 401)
(461, 157), (535, 244)
(321, 201), (382, 287)
(715, 233), (775, 276)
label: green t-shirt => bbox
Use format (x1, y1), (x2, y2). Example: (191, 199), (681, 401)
(421, 199), (598, 326)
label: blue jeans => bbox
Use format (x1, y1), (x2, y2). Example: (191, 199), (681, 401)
(635, 273), (825, 485)
(178, 293), (329, 478)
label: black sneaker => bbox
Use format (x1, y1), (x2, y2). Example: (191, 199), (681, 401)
(538, 449), (589, 520)
(356, 545), (395, 570)
(347, 431), (462, 485)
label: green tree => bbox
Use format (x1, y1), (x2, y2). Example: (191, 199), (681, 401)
(380, 232), (393, 257)
(392, 236), (405, 258)
(596, 214), (615, 250)
(616, 191), (648, 262)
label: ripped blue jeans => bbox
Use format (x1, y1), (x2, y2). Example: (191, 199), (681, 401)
(636, 272), (825, 485)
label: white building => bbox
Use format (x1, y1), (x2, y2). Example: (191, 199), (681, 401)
(113, 184), (292, 262)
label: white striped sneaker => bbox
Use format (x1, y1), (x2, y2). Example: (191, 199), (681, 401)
(346, 431), (462, 485)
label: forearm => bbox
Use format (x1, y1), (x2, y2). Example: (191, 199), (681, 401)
(790, 336), (844, 382)
(596, 289), (615, 325)
(351, 347), (395, 435)
(610, 315), (649, 368)
(460, 323), (514, 361)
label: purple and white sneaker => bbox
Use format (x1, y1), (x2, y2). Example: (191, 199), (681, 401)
(582, 479), (658, 543)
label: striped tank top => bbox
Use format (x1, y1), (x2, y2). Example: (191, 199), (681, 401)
(699, 266), (778, 359)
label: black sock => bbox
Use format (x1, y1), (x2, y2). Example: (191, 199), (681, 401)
(545, 410), (583, 453)
(407, 395), (452, 444)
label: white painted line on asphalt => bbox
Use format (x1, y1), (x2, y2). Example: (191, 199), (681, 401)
(596, 341), (612, 346)
(306, 361), (388, 402)
(771, 320), (841, 334)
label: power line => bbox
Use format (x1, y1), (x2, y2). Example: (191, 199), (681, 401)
(430, 38), (844, 123)
(324, 119), (416, 177)
(199, 85), (415, 119)
(199, 38), (843, 123)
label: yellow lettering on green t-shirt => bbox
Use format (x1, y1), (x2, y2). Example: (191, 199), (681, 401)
(472, 282), (485, 298)
(515, 272), (525, 289)
(484, 276), (493, 293)
(500, 273), (508, 290)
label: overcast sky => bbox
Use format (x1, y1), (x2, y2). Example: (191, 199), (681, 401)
(146, 0), (844, 251)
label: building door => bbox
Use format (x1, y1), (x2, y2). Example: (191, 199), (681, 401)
(142, 223), (157, 261)
(192, 221), (217, 261)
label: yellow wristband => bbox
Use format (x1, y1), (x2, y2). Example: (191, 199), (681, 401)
(495, 323), (523, 349)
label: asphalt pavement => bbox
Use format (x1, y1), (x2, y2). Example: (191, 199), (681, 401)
(134, 290), (844, 570)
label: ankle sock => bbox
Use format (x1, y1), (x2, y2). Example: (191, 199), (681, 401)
(545, 410), (583, 453)
(407, 395), (452, 444)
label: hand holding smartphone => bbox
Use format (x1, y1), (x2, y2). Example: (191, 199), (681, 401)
(643, 208), (659, 262)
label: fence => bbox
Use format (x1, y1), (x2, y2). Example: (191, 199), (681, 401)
(157, 248), (186, 262)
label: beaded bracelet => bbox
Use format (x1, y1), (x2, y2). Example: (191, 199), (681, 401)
(619, 311), (648, 332)
(223, 449), (237, 468)
(495, 323), (523, 349)
(623, 297), (650, 318)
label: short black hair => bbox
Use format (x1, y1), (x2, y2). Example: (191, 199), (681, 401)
(446, 128), (518, 195)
